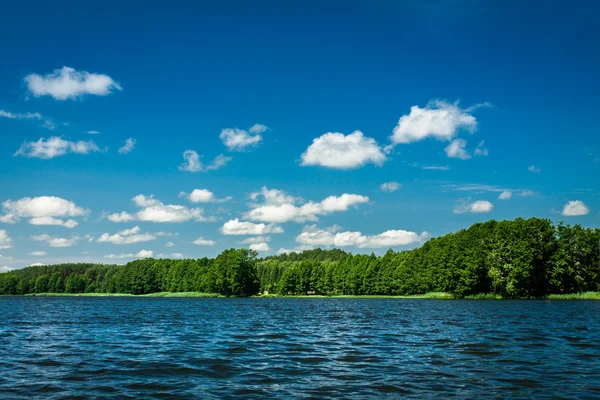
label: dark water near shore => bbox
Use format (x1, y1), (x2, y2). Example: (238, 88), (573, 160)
(1, 298), (600, 399)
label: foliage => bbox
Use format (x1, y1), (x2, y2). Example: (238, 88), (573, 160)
(1, 219), (599, 299)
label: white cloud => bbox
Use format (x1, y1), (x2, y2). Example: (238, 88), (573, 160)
(453, 200), (494, 214)
(29, 263), (46, 267)
(31, 234), (77, 247)
(109, 195), (210, 224)
(421, 165), (450, 171)
(249, 187), (301, 206)
(165, 242), (174, 247)
(0, 254), (11, 260)
(250, 242), (270, 252)
(245, 189), (369, 223)
(97, 226), (156, 245)
(159, 252), (184, 259)
(118, 138), (136, 154)
(528, 165), (541, 173)
(0, 214), (19, 224)
(562, 200), (589, 217)
(445, 139), (471, 160)
(107, 211), (135, 223)
(29, 217), (78, 228)
(296, 225), (428, 249)
(380, 182), (401, 192)
(30, 251), (46, 256)
(276, 245), (315, 255)
(181, 189), (232, 203)
(220, 219), (284, 235)
(133, 195), (209, 223)
(0, 109), (57, 130)
(136, 250), (154, 258)
(2, 196), (85, 226)
(390, 100), (484, 144)
(474, 141), (489, 156)
(301, 131), (386, 169)
(14, 137), (102, 159)
(24, 66), (122, 100)
(86, 130), (101, 135)
(238, 236), (271, 244)
(118, 226), (141, 236)
(193, 237), (216, 246)
(179, 150), (232, 172)
(498, 191), (512, 200)
(249, 124), (268, 134)
(0, 110), (42, 120)
(105, 250), (154, 259)
(220, 126), (264, 151)
(446, 183), (533, 198)
(0, 266), (14, 273)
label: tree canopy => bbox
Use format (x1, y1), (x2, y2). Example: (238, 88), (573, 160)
(1, 218), (599, 298)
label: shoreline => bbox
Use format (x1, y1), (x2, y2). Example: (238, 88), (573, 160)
(1, 291), (599, 300)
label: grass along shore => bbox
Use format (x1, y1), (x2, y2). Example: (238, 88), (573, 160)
(8, 291), (600, 299)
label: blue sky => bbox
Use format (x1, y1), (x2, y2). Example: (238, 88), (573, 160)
(1, 0), (599, 269)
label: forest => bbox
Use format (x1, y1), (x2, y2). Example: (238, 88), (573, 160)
(1, 218), (599, 298)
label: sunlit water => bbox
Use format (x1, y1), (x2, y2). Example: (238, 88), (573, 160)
(1, 297), (600, 398)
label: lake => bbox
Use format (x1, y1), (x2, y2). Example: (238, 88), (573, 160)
(1, 297), (599, 398)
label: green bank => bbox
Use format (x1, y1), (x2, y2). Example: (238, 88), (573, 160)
(1, 218), (599, 299)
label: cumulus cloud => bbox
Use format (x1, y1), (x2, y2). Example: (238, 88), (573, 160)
(498, 191), (512, 200)
(181, 189), (232, 203)
(31, 234), (77, 247)
(250, 242), (270, 252)
(249, 124), (268, 134)
(107, 211), (135, 223)
(220, 219), (284, 235)
(453, 200), (494, 214)
(249, 187), (302, 207)
(108, 195), (211, 223)
(445, 139), (471, 160)
(2, 196), (85, 227)
(15, 137), (102, 159)
(0, 266), (14, 273)
(245, 188), (369, 223)
(24, 66), (122, 100)
(301, 131), (386, 169)
(30, 263), (46, 267)
(474, 141), (489, 156)
(238, 236), (271, 244)
(390, 100), (485, 144)
(380, 182), (401, 192)
(179, 150), (232, 172)
(118, 138), (136, 154)
(157, 252), (184, 259)
(220, 125), (265, 151)
(528, 165), (541, 173)
(29, 217), (77, 228)
(193, 237), (216, 246)
(165, 242), (174, 247)
(561, 200), (589, 217)
(0, 230), (12, 249)
(30, 251), (46, 256)
(296, 225), (428, 249)
(105, 250), (154, 259)
(97, 226), (156, 245)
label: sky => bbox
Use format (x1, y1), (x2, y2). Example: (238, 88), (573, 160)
(1, 0), (599, 270)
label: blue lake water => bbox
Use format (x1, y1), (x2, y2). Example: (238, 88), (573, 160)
(1, 297), (600, 398)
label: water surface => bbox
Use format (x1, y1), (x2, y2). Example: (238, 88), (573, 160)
(1, 297), (600, 398)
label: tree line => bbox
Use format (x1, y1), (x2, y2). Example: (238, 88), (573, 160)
(1, 218), (599, 298)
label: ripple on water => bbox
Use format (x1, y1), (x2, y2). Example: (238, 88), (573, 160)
(1, 298), (600, 398)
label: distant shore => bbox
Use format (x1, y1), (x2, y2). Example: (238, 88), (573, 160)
(4, 291), (600, 300)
